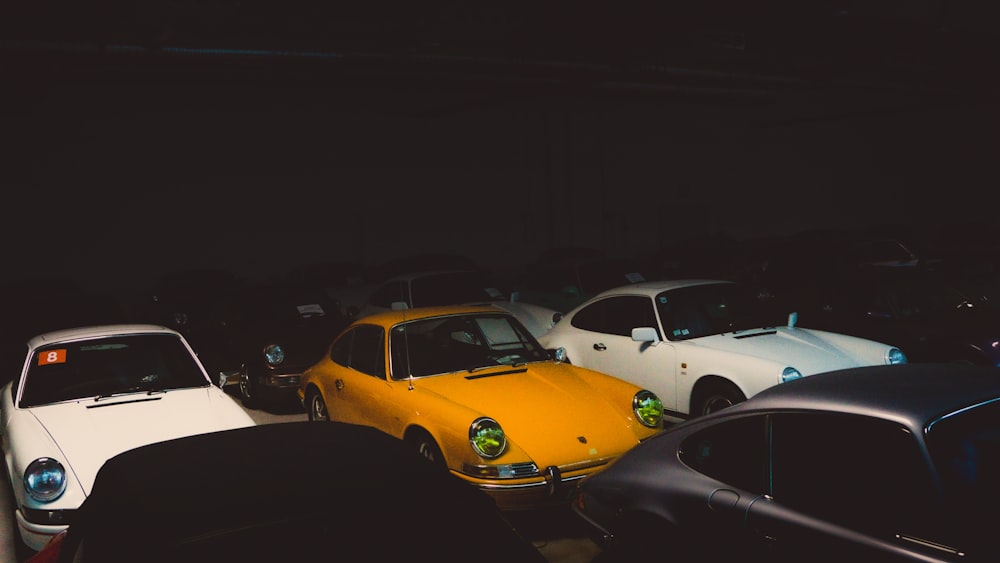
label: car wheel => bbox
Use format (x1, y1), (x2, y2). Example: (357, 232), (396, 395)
(692, 379), (746, 417)
(409, 429), (446, 469)
(238, 367), (259, 409)
(307, 391), (329, 422)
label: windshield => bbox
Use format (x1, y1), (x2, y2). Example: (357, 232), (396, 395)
(927, 399), (1000, 517)
(19, 333), (210, 407)
(389, 313), (548, 379)
(655, 282), (784, 340)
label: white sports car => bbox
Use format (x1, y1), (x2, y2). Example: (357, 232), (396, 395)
(0, 324), (256, 552)
(537, 279), (907, 423)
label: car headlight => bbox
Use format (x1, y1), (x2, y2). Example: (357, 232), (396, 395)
(633, 390), (664, 428)
(781, 367), (802, 383)
(264, 344), (285, 366)
(24, 458), (67, 502)
(552, 347), (568, 362)
(469, 417), (506, 459)
(887, 347), (907, 365)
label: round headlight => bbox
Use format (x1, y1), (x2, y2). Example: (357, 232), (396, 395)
(24, 458), (67, 502)
(264, 344), (285, 366)
(887, 347), (907, 365)
(781, 367), (803, 383)
(469, 417), (506, 459)
(633, 390), (664, 428)
(552, 347), (568, 363)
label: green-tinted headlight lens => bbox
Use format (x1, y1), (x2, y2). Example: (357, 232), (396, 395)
(634, 390), (664, 428)
(469, 417), (506, 458)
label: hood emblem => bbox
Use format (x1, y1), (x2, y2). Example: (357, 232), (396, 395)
(577, 436), (587, 444)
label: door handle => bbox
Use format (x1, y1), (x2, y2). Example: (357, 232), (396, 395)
(335, 379), (345, 390)
(593, 343), (607, 351)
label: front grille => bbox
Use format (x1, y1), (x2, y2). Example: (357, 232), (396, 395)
(509, 462), (539, 478)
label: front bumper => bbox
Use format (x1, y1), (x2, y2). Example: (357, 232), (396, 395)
(16, 508), (68, 552)
(461, 460), (610, 512)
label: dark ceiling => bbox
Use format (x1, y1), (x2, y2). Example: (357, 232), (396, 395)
(3, 1), (998, 97)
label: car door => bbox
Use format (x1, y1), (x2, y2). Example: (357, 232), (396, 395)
(745, 412), (959, 563)
(566, 295), (679, 411)
(325, 324), (390, 429)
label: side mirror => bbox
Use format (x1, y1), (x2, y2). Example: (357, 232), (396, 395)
(390, 301), (410, 311)
(787, 311), (798, 328)
(631, 326), (660, 345)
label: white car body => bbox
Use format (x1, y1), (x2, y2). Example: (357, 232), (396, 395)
(538, 279), (906, 423)
(0, 324), (256, 551)
(353, 269), (562, 338)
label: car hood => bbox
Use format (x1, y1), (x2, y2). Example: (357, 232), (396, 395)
(30, 387), (254, 494)
(413, 362), (646, 466)
(692, 326), (876, 374)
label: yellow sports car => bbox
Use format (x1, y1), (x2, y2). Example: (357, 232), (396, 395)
(298, 304), (664, 511)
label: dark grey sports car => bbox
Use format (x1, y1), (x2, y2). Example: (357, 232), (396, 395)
(27, 421), (550, 563)
(573, 363), (1000, 563)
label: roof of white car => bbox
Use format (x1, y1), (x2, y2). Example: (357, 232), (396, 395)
(28, 324), (181, 348)
(596, 279), (734, 298)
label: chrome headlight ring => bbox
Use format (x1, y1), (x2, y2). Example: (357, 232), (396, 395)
(887, 347), (907, 365)
(264, 343), (285, 366)
(469, 417), (507, 459)
(633, 390), (664, 428)
(781, 367), (803, 383)
(24, 458), (67, 502)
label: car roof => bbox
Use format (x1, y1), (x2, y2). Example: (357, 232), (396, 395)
(593, 279), (734, 298)
(357, 304), (511, 326)
(27, 324), (180, 348)
(68, 421), (545, 562)
(727, 363), (1000, 429)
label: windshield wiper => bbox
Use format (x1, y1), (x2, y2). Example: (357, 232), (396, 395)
(94, 386), (167, 401)
(467, 363), (504, 373)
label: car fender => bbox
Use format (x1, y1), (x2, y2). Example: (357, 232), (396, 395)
(395, 385), (534, 471)
(675, 346), (786, 406)
(3, 406), (88, 513)
(798, 328), (902, 364)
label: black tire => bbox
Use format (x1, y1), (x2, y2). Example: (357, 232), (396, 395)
(306, 390), (329, 422)
(408, 429), (446, 469)
(692, 379), (746, 418)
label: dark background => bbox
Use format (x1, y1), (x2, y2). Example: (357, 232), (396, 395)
(2, 1), (998, 296)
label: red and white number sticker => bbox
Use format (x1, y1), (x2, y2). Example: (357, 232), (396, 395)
(38, 349), (67, 366)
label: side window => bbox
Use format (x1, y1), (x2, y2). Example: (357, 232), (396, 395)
(769, 412), (935, 535)
(572, 296), (656, 336)
(330, 329), (354, 367)
(350, 325), (385, 378)
(679, 414), (768, 493)
(571, 298), (609, 333)
(369, 281), (407, 309)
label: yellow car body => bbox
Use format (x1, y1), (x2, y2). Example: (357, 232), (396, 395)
(298, 304), (664, 511)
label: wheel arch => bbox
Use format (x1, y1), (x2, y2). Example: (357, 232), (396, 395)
(688, 375), (748, 414)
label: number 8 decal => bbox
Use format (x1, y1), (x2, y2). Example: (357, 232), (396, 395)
(38, 349), (67, 365)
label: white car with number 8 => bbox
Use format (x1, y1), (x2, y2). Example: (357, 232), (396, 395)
(0, 324), (255, 552)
